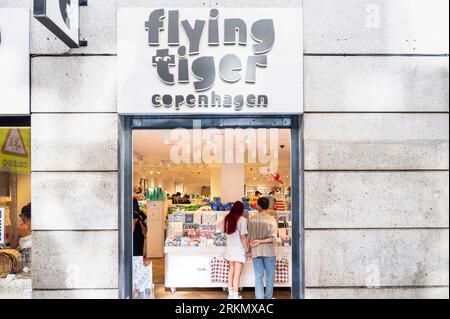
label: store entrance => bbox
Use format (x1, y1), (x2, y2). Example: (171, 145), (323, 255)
(119, 116), (303, 299)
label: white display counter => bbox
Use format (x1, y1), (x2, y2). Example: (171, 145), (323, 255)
(0, 276), (32, 299)
(164, 246), (291, 294)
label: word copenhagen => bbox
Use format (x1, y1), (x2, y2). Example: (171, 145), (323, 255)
(146, 9), (275, 111)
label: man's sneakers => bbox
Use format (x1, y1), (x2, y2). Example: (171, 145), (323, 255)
(227, 290), (242, 299)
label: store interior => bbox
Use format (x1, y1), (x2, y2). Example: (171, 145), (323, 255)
(0, 127), (32, 298)
(131, 128), (292, 299)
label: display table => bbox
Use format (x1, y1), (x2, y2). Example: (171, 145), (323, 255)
(0, 275), (32, 299)
(164, 246), (291, 294)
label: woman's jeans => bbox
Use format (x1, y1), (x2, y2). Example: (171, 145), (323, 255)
(252, 256), (276, 299)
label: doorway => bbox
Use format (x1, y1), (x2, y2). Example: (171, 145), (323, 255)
(119, 115), (304, 299)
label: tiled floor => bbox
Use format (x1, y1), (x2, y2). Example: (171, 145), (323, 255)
(145, 258), (291, 299)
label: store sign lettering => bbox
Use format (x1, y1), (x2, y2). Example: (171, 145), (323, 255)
(33, 0), (80, 48)
(146, 9), (274, 110)
(117, 8), (303, 114)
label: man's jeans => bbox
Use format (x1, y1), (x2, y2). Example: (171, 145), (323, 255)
(253, 256), (276, 299)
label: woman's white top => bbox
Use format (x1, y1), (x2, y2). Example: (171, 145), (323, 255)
(225, 217), (248, 263)
(19, 235), (32, 250)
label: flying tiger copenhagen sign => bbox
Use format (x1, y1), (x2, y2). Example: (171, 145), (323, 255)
(118, 8), (303, 114)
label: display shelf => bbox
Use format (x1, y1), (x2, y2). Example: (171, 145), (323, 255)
(164, 246), (292, 292)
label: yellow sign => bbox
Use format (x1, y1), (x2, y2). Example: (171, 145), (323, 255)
(0, 128), (31, 174)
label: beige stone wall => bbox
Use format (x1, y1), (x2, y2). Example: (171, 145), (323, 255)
(301, 0), (449, 299)
(1, 0), (447, 298)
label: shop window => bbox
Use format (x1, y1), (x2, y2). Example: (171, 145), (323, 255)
(0, 127), (31, 299)
(131, 125), (292, 299)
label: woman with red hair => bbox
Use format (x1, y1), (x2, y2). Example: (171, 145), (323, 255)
(224, 201), (251, 299)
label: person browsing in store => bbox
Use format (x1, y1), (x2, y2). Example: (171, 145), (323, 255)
(248, 197), (278, 299)
(10, 203), (32, 250)
(223, 201), (251, 299)
(181, 194), (191, 204)
(132, 198), (147, 256)
(267, 191), (276, 209)
(172, 192), (182, 204)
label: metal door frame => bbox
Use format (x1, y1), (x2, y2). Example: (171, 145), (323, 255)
(118, 114), (304, 299)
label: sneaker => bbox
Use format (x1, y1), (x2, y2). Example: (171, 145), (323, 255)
(232, 292), (242, 299)
(227, 287), (234, 299)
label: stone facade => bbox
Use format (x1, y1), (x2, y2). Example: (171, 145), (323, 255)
(1, 0), (448, 299)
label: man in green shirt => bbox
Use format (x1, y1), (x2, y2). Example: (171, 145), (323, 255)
(248, 197), (278, 299)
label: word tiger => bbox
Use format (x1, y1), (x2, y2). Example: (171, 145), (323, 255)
(145, 8), (275, 93)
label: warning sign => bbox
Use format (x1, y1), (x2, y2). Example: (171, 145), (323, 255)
(0, 128), (30, 174)
(1, 129), (28, 158)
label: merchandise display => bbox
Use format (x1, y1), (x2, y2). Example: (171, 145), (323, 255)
(132, 129), (293, 297)
(170, 212), (186, 223)
(168, 204), (206, 214)
(201, 211), (217, 224)
(273, 198), (286, 211)
(0, 249), (21, 278)
(146, 187), (166, 201)
(165, 212), (226, 247)
(184, 213), (194, 224)
(209, 201), (233, 211)
(193, 211), (202, 224)
(163, 207), (292, 290)
(166, 222), (183, 238)
(241, 198), (253, 211)
(165, 210), (292, 249)
(189, 195), (210, 206)
(132, 256), (154, 299)
(215, 211), (226, 224)
(248, 195), (259, 209)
